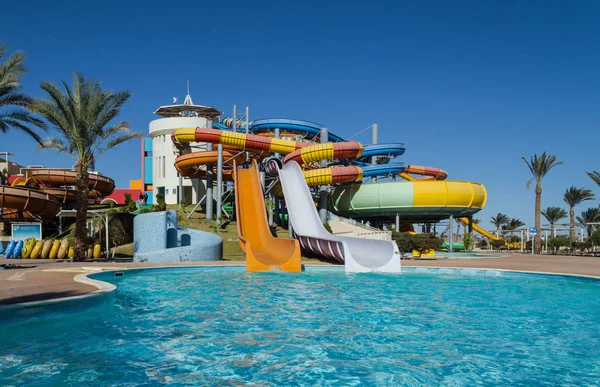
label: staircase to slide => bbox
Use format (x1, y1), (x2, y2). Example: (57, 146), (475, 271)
(329, 218), (392, 241)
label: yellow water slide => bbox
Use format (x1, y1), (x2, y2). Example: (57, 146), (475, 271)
(458, 218), (501, 241)
(233, 160), (302, 272)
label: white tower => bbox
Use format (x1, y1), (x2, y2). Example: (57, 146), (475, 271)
(149, 90), (222, 205)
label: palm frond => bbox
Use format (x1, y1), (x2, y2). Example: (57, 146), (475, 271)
(522, 152), (562, 184)
(0, 118), (42, 143)
(0, 49), (27, 88)
(525, 178), (534, 190)
(36, 72), (138, 174)
(563, 186), (595, 207)
(541, 206), (567, 225)
(38, 138), (70, 155)
(587, 171), (600, 187)
(0, 89), (34, 108)
(92, 90), (132, 135)
(97, 132), (144, 157)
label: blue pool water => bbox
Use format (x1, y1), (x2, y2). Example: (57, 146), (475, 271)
(1, 268), (600, 386)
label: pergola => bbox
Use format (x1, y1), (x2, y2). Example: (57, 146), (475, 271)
(56, 209), (110, 259)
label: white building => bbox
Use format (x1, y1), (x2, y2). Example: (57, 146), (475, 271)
(149, 94), (222, 205)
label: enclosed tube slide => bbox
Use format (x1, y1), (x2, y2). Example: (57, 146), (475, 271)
(172, 128), (393, 186)
(328, 180), (486, 222)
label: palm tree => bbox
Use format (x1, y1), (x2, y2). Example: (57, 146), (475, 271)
(0, 44), (46, 142)
(576, 207), (600, 238)
(33, 73), (142, 260)
(473, 218), (481, 224)
(563, 186), (595, 242)
(541, 206), (568, 237)
(587, 171), (600, 187)
(490, 213), (510, 238)
(502, 218), (526, 231)
(522, 152), (562, 254)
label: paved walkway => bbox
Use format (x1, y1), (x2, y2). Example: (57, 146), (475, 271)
(1, 253), (599, 306)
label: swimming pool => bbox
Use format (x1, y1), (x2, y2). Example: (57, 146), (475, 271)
(1, 267), (599, 386)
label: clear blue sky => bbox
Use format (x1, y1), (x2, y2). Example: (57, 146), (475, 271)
(2, 0), (600, 229)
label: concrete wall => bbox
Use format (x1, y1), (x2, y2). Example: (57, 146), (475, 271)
(149, 117), (212, 205)
(133, 210), (222, 262)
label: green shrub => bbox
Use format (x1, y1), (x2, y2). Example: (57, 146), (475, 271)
(124, 193), (137, 212)
(477, 239), (488, 249)
(323, 221), (332, 233)
(154, 193), (167, 211)
(490, 239), (506, 250)
(393, 233), (414, 256)
(463, 233), (473, 252)
(412, 233), (443, 258)
(591, 229), (600, 246)
(572, 240), (591, 254)
(179, 196), (190, 212)
(547, 236), (570, 254)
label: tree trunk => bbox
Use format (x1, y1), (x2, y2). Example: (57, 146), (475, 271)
(552, 224), (556, 238)
(74, 163), (89, 261)
(534, 182), (542, 254)
(569, 206), (576, 242)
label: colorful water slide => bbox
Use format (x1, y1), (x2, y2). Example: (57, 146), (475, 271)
(397, 165), (495, 237)
(277, 161), (400, 273)
(0, 186), (61, 220)
(233, 161), (301, 272)
(174, 150), (245, 180)
(172, 128), (399, 186)
(459, 218), (501, 240)
(3, 170), (114, 220)
(328, 179), (486, 222)
(221, 118), (407, 160)
(27, 170), (115, 197)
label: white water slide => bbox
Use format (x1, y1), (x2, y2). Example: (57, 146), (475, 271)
(277, 161), (401, 273)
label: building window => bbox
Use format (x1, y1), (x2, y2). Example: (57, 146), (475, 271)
(162, 156), (166, 178)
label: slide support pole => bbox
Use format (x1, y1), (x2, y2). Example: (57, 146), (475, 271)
(105, 212), (109, 259)
(178, 174), (183, 208)
(372, 123), (378, 183)
(206, 143), (214, 221)
(448, 215), (454, 253)
(318, 127), (329, 224)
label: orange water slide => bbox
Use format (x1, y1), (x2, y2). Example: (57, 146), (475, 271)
(233, 160), (301, 272)
(173, 128), (367, 186)
(175, 151), (246, 181)
(0, 186), (61, 220)
(399, 165), (448, 181)
(27, 170), (115, 196)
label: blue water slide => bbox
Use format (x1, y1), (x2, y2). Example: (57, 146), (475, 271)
(361, 144), (406, 159)
(360, 163), (405, 177)
(212, 121), (229, 130)
(250, 119), (346, 143)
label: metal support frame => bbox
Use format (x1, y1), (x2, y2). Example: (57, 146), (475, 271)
(206, 142), (214, 221)
(178, 173), (183, 208)
(56, 210), (110, 259)
(215, 106), (232, 228)
(448, 215), (454, 253)
(371, 123), (378, 183)
(318, 127), (329, 224)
